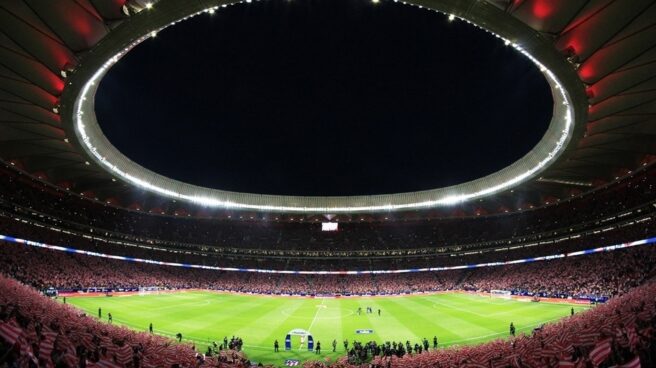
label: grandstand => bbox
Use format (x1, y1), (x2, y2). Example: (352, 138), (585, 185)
(1, 0), (656, 368)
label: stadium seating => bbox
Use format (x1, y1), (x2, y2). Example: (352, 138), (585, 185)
(1, 270), (655, 367)
(0, 275), (252, 368)
(1, 237), (655, 298)
(338, 280), (656, 368)
(1, 188), (654, 271)
(1, 163), (654, 255)
(1, 164), (656, 367)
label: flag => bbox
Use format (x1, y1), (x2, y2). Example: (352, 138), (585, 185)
(61, 352), (78, 368)
(491, 358), (508, 368)
(140, 355), (159, 368)
(617, 356), (641, 368)
(80, 332), (95, 350)
(621, 313), (637, 328)
(89, 358), (122, 368)
(589, 338), (612, 367)
(463, 362), (488, 368)
(39, 331), (57, 361)
(17, 335), (38, 367)
(164, 353), (178, 367)
(626, 327), (640, 352)
(539, 345), (559, 359)
(557, 335), (575, 354)
(508, 354), (521, 368)
(0, 320), (23, 345)
(115, 344), (133, 365)
(576, 331), (598, 346)
(636, 310), (651, 322)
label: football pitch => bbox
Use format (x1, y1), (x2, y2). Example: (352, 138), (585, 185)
(66, 292), (589, 366)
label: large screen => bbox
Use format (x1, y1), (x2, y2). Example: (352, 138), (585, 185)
(321, 222), (338, 232)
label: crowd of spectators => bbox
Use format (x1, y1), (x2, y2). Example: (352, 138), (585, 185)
(1, 162), (654, 272)
(459, 243), (656, 298)
(0, 185), (655, 366)
(303, 280), (656, 368)
(1, 163), (655, 255)
(0, 275), (253, 368)
(0, 206), (653, 271)
(1, 159), (656, 367)
(1, 266), (655, 367)
(1, 239), (655, 299)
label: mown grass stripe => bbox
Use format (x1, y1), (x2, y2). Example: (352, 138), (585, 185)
(66, 292), (591, 367)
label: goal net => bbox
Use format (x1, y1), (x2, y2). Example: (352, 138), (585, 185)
(490, 290), (512, 299)
(138, 286), (160, 296)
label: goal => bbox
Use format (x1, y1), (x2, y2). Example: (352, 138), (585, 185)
(138, 286), (160, 296)
(490, 290), (512, 299)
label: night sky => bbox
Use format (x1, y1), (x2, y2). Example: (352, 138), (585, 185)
(96, 0), (552, 196)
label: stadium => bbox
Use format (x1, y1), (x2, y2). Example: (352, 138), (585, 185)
(1, 0), (656, 367)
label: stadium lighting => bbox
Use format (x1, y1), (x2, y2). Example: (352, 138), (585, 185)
(448, 14), (455, 21)
(145, 2), (153, 9)
(71, 0), (577, 214)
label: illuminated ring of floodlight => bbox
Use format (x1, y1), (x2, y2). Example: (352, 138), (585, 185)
(67, 0), (584, 213)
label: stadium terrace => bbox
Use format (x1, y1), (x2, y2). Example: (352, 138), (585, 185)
(1, 0), (656, 368)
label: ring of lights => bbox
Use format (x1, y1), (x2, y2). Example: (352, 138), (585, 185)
(60, 0), (587, 214)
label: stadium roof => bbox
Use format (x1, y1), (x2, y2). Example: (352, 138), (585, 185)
(1, 0), (655, 219)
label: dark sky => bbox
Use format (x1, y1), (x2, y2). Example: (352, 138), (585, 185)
(96, 0), (552, 196)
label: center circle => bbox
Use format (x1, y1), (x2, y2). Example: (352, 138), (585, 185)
(95, 0), (552, 197)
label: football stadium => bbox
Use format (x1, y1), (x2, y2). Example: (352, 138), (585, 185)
(1, 0), (656, 367)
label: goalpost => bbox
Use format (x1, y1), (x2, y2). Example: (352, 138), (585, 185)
(138, 286), (160, 296)
(490, 290), (512, 299)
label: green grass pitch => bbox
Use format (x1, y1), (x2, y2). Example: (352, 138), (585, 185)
(65, 292), (589, 366)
